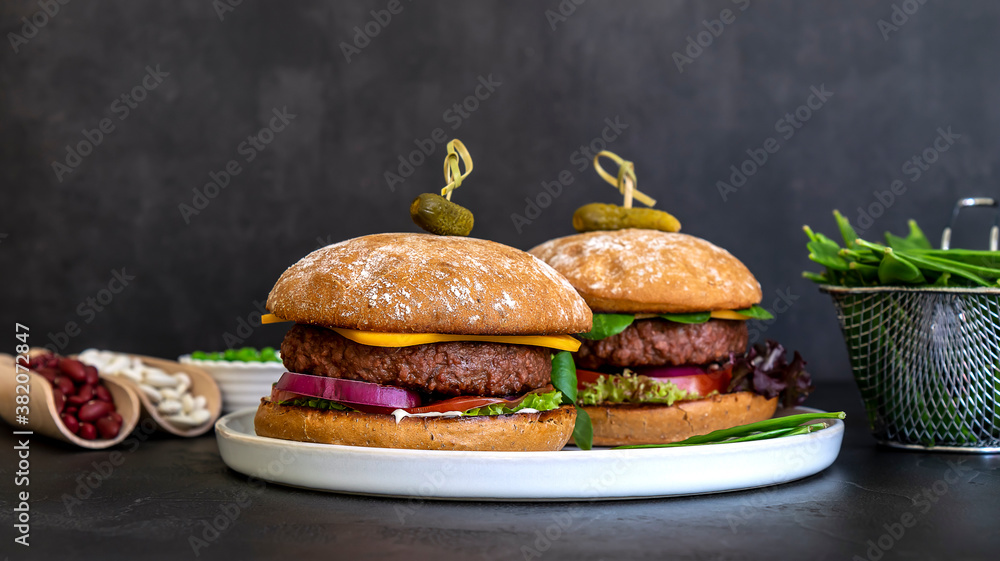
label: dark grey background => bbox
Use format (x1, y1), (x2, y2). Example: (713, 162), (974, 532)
(3, 0), (998, 381)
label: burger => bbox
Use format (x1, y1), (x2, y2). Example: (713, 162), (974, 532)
(529, 228), (811, 446)
(254, 233), (593, 451)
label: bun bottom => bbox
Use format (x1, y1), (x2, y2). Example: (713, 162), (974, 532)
(581, 392), (778, 447)
(254, 400), (576, 451)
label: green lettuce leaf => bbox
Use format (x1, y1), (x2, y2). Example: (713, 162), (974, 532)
(578, 313), (635, 340)
(464, 391), (563, 415)
(658, 312), (711, 324)
(279, 397), (353, 411)
(578, 371), (694, 406)
(731, 305), (774, 320)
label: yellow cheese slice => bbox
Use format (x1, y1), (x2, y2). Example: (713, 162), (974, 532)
(258, 314), (581, 352)
(709, 310), (752, 320)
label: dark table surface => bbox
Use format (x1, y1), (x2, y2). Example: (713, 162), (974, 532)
(1, 381), (998, 561)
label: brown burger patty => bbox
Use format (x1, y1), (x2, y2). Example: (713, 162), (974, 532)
(575, 319), (748, 370)
(280, 323), (553, 396)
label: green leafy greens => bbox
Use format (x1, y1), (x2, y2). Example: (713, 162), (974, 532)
(550, 350), (594, 450)
(279, 397), (353, 411)
(804, 210), (1000, 287)
(578, 313), (635, 340)
(578, 371), (693, 406)
(463, 391), (563, 416)
(615, 412), (845, 449)
(578, 306), (774, 341)
(658, 312), (711, 324)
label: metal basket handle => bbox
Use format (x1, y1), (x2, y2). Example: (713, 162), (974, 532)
(940, 197), (1000, 250)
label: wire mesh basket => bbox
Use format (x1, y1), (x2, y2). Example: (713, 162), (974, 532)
(821, 198), (1000, 452)
(823, 286), (1000, 452)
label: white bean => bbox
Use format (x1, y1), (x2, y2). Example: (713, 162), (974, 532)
(161, 388), (180, 400)
(157, 399), (182, 415)
(120, 367), (144, 382)
(174, 373), (191, 390)
(144, 370), (178, 388)
(182, 394), (194, 413)
(165, 413), (196, 427)
(139, 384), (163, 403)
(193, 395), (207, 411)
(188, 409), (211, 425)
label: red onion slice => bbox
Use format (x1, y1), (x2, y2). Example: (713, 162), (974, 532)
(274, 372), (421, 409)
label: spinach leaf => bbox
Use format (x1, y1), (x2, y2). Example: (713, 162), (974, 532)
(731, 305), (774, 320)
(659, 312), (711, 324)
(550, 350), (593, 450)
(578, 313), (635, 340)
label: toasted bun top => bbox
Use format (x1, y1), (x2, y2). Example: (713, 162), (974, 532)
(528, 229), (762, 313)
(267, 233), (592, 335)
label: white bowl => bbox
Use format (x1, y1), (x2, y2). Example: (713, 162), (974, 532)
(178, 355), (285, 412)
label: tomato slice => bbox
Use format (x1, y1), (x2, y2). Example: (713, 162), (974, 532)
(664, 368), (731, 397)
(403, 396), (516, 414)
(576, 369), (605, 388)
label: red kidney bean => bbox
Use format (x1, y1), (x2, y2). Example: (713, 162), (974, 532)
(67, 394), (89, 406)
(52, 389), (66, 413)
(94, 385), (113, 402)
(61, 414), (80, 434)
(59, 358), (87, 382)
(95, 415), (121, 439)
(76, 384), (95, 401)
(53, 375), (75, 396)
(65, 406), (78, 415)
(35, 367), (58, 383)
(78, 422), (97, 440)
(78, 400), (114, 423)
(84, 365), (100, 385)
(109, 411), (123, 424)
(39, 354), (58, 369)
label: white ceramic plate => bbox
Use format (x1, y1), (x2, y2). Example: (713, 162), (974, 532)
(178, 355), (285, 412)
(215, 406), (844, 501)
